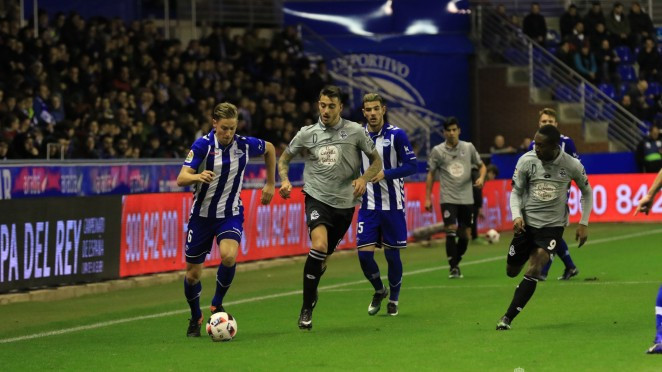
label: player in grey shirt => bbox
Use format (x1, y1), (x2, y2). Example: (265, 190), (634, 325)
(278, 85), (382, 330)
(425, 117), (485, 279)
(496, 124), (592, 331)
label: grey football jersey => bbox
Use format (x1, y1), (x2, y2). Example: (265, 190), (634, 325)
(428, 141), (483, 204)
(510, 150), (592, 228)
(286, 118), (376, 208)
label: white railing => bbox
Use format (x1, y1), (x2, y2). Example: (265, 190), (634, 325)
(477, 5), (647, 150)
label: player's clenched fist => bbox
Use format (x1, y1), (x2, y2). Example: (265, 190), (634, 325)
(197, 170), (215, 183)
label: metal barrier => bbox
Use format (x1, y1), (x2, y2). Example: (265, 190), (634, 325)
(475, 5), (647, 151)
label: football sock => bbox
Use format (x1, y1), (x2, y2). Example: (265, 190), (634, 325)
(184, 279), (202, 319)
(303, 249), (327, 309)
(557, 238), (576, 269)
(384, 249), (403, 302)
(541, 257), (553, 276)
(655, 285), (662, 343)
(504, 275), (538, 321)
(445, 231), (458, 268)
(358, 250), (384, 292)
(211, 263), (236, 307)
(456, 237), (469, 265)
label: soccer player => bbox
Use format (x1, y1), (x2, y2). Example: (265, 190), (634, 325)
(634, 168), (662, 354)
(278, 85), (382, 330)
(176, 102), (276, 337)
(529, 108), (580, 280)
(496, 124), (592, 330)
(356, 93), (417, 317)
(425, 117), (486, 278)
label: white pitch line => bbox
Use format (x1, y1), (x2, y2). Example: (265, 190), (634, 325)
(1, 227), (661, 344)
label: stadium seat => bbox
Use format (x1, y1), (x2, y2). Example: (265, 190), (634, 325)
(614, 46), (634, 64)
(598, 83), (616, 100)
(646, 81), (661, 96)
(553, 84), (578, 102)
(503, 48), (527, 66)
(618, 65), (637, 82)
(585, 101), (601, 120)
(533, 67), (553, 88)
(600, 103), (617, 120)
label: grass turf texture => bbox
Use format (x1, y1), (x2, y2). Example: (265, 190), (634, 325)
(0, 223), (661, 371)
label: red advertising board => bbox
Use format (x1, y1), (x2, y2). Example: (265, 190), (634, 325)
(119, 174), (661, 277)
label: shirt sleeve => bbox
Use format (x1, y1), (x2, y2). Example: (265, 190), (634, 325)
(509, 157), (529, 221)
(427, 148), (441, 172)
(564, 137), (579, 159)
(183, 139), (208, 170)
(383, 130), (417, 180)
(469, 143), (484, 167)
(572, 161), (593, 226)
(358, 129), (376, 155)
(244, 136), (267, 157)
(285, 129), (305, 156)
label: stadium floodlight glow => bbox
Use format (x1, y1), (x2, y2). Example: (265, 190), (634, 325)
(283, 1), (394, 37)
(446, 0), (471, 14)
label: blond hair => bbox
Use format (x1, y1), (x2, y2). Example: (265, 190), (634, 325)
(362, 93), (385, 107)
(212, 102), (238, 121)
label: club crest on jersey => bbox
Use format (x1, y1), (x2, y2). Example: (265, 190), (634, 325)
(185, 150), (194, 163)
(310, 210), (320, 220)
(234, 149), (245, 158)
(339, 130), (348, 139)
(559, 168), (567, 178)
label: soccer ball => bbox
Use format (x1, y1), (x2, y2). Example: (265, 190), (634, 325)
(485, 229), (500, 244)
(206, 312), (238, 342)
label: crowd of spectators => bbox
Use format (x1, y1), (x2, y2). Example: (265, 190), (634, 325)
(0, 5), (333, 160)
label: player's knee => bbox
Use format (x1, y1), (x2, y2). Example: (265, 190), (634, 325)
(185, 272), (200, 285)
(457, 227), (470, 239)
(221, 255), (236, 267)
(506, 266), (520, 278)
(311, 240), (328, 253)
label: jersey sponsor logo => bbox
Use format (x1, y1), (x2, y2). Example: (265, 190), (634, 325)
(318, 145), (339, 166)
(339, 130), (348, 139)
(531, 182), (558, 201)
(508, 245), (515, 256)
(404, 145), (414, 155)
(185, 150), (194, 163)
(382, 139), (391, 147)
(448, 162), (464, 178)
(310, 210), (320, 220)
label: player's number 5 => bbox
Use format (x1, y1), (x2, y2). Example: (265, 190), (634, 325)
(357, 222), (364, 234)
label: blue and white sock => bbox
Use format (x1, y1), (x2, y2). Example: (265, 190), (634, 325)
(358, 250), (384, 292)
(384, 249), (402, 302)
(212, 263), (236, 308)
(184, 279), (202, 320)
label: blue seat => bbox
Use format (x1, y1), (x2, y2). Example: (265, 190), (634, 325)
(600, 103), (617, 121)
(646, 81), (661, 96)
(554, 84), (578, 102)
(533, 67), (553, 88)
(598, 83), (616, 100)
(615, 46), (634, 64)
(585, 101), (601, 120)
(618, 65), (637, 82)
(503, 48), (527, 66)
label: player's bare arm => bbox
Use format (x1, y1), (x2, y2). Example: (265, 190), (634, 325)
(474, 163), (487, 188)
(513, 217), (526, 234)
(278, 150), (294, 199)
(176, 166), (215, 187)
(574, 166), (593, 247)
(424, 170), (435, 211)
(354, 149), (382, 197)
(261, 141), (276, 205)
(635, 168), (662, 215)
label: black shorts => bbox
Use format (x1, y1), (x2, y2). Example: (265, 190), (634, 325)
(506, 226), (565, 267)
(304, 194), (355, 255)
(440, 203), (473, 228)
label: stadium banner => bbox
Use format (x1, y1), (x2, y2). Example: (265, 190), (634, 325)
(0, 161), (307, 200)
(118, 184), (443, 277)
(0, 196), (121, 293)
(477, 173), (662, 233)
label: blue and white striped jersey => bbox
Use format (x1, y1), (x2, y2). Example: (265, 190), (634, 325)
(360, 124), (417, 210)
(184, 130), (266, 219)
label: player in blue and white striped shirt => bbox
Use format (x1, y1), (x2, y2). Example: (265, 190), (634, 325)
(356, 93), (417, 316)
(176, 102), (276, 337)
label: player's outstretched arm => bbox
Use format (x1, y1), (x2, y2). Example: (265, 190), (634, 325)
(278, 150), (294, 199)
(260, 141), (276, 204)
(176, 166), (214, 187)
(635, 168), (662, 215)
(354, 149), (382, 197)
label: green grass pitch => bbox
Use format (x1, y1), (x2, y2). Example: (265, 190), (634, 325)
(0, 223), (661, 371)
